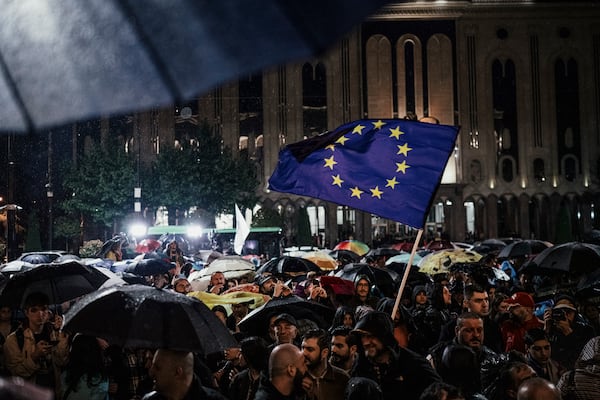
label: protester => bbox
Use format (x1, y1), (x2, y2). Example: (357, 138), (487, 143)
(344, 377), (383, 400)
(60, 334), (108, 400)
(228, 336), (269, 400)
(347, 275), (379, 310)
(516, 377), (561, 400)
(556, 335), (600, 400)
(301, 328), (349, 400)
(501, 292), (543, 353)
(271, 313), (300, 349)
(254, 343), (308, 400)
(329, 326), (360, 374)
(523, 328), (564, 384)
(207, 272), (228, 295)
(351, 311), (441, 400)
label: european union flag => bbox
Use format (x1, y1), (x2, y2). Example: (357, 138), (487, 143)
(268, 119), (459, 228)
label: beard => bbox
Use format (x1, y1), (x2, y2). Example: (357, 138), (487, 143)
(330, 353), (349, 368)
(293, 369), (306, 392)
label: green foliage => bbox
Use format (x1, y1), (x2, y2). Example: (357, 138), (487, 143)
(59, 141), (136, 228)
(144, 122), (259, 220)
(295, 207), (313, 246)
(24, 211), (42, 251)
(253, 207), (283, 227)
(54, 216), (81, 241)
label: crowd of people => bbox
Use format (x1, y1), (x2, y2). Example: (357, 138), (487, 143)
(0, 238), (598, 400)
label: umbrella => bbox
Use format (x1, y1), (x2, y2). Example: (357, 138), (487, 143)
(19, 253), (51, 264)
(333, 240), (370, 256)
(0, 260), (112, 308)
(0, 260), (35, 277)
(328, 250), (362, 265)
(367, 248), (401, 258)
(480, 238), (507, 250)
(237, 295), (334, 336)
(302, 251), (337, 271)
(385, 252), (423, 266)
(575, 269), (600, 299)
(123, 258), (173, 276)
(318, 276), (355, 296)
(93, 267), (128, 289)
(195, 250), (224, 264)
(135, 239), (162, 254)
(188, 256), (256, 291)
(424, 239), (457, 251)
(418, 249), (482, 276)
(497, 240), (553, 259)
(62, 284), (237, 353)
(256, 256), (322, 278)
(332, 263), (398, 297)
(529, 242), (600, 275)
(0, 0), (390, 133)
(384, 262), (432, 287)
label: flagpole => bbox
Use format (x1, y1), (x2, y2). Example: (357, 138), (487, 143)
(391, 228), (424, 321)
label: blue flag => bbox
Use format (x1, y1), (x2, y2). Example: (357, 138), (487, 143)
(268, 119), (459, 228)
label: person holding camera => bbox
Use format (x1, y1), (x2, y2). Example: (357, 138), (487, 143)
(501, 292), (543, 353)
(543, 295), (595, 370)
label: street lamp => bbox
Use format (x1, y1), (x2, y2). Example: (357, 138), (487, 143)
(46, 183), (53, 249)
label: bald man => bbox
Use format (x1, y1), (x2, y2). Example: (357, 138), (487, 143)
(143, 349), (226, 400)
(255, 343), (308, 400)
(516, 377), (561, 400)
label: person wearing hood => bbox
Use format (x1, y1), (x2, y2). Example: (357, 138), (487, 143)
(347, 275), (379, 310)
(556, 336), (600, 400)
(350, 311), (441, 400)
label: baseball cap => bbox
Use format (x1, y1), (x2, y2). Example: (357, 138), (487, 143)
(505, 292), (535, 308)
(273, 313), (298, 326)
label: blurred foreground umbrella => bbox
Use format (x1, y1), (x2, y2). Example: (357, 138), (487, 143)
(256, 256), (321, 278)
(0, 0), (391, 133)
(332, 263), (398, 297)
(237, 295), (334, 336)
(333, 240), (370, 256)
(63, 285), (236, 353)
(0, 261), (111, 308)
(418, 249), (482, 276)
(530, 242), (600, 275)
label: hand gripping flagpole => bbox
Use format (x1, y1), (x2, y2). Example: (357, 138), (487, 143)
(391, 228), (424, 321)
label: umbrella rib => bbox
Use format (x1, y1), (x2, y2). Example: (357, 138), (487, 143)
(113, 0), (184, 102)
(0, 51), (35, 132)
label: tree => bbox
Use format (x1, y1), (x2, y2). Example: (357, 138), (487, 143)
(144, 122), (258, 225)
(253, 207), (283, 227)
(60, 142), (136, 236)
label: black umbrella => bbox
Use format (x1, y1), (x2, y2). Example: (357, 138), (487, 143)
(366, 248), (401, 258)
(237, 295), (334, 336)
(123, 258), (173, 276)
(497, 240), (552, 259)
(575, 269), (600, 299)
(0, 0), (390, 133)
(0, 261), (111, 308)
(530, 242), (600, 276)
(256, 256), (321, 278)
(63, 284), (237, 353)
(332, 263), (399, 297)
(20, 253), (51, 264)
(385, 262), (432, 287)
(329, 250), (362, 265)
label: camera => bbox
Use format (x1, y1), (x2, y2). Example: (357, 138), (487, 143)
(551, 308), (567, 321)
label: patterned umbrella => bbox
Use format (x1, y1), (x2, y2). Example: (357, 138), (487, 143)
(418, 249), (482, 276)
(333, 240), (370, 256)
(302, 251), (337, 270)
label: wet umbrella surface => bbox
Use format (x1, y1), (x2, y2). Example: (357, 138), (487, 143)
(63, 284), (237, 353)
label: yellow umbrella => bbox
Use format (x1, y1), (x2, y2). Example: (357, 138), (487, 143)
(188, 290), (266, 315)
(418, 249), (482, 275)
(302, 251), (338, 271)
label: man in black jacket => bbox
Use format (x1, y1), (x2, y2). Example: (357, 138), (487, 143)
(350, 311), (441, 400)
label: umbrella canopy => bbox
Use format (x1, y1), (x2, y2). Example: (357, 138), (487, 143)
(529, 242), (600, 275)
(0, 260), (112, 308)
(328, 250), (362, 265)
(332, 263), (398, 297)
(123, 258), (173, 277)
(135, 239), (162, 254)
(384, 262), (432, 287)
(333, 240), (370, 256)
(256, 256), (322, 278)
(63, 284), (236, 353)
(497, 240), (553, 259)
(19, 253), (51, 264)
(302, 251), (337, 271)
(188, 256), (256, 291)
(480, 238), (507, 250)
(367, 248), (401, 258)
(0, 260), (35, 277)
(418, 249), (482, 276)
(0, 0), (390, 133)
(385, 252), (423, 266)
(237, 295), (334, 336)
(575, 269), (600, 299)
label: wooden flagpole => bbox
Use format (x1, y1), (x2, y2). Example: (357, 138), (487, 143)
(391, 228), (424, 320)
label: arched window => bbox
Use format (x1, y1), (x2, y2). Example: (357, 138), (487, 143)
(533, 158), (546, 183)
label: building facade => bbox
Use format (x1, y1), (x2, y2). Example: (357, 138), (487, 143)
(112, 1), (600, 247)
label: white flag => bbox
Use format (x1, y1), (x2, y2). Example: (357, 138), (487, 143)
(234, 204), (250, 255)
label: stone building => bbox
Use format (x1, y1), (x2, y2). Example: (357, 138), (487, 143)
(105, 1), (600, 247)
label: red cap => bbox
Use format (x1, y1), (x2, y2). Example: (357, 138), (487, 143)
(506, 292), (535, 308)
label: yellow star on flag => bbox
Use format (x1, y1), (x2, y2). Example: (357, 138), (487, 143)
(350, 186), (364, 199)
(324, 156), (337, 170)
(372, 120), (385, 129)
(352, 124), (365, 134)
(332, 175), (344, 187)
(325, 144), (336, 151)
(389, 126), (404, 139)
(370, 186), (383, 199)
(397, 143), (412, 156)
(386, 176), (399, 189)
(336, 136), (349, 145)
(396, 160), (410, 174)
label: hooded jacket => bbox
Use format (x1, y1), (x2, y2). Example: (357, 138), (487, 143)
(556, 336), (600, 400)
